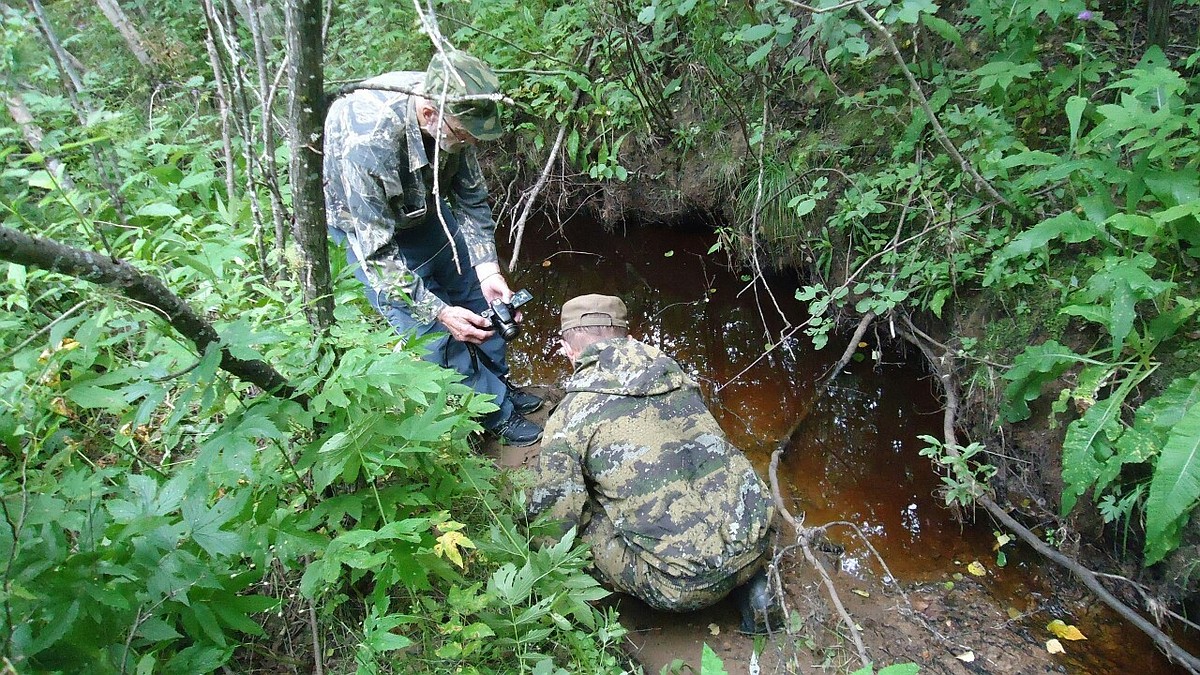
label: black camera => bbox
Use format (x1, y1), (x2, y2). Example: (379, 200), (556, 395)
(481, 289), (533, 341)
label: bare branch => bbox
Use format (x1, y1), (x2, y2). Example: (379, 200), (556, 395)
(0, 226), (306, 406)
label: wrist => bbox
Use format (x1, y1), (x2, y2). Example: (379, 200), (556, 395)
(475, 262), (502, 281)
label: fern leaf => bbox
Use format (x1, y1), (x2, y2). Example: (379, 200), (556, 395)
(1143, 403), (1200, 565)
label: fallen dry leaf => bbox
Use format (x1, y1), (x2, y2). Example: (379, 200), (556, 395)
(967, 560), (987, 577)
(1047, 619), (1087, 641)
(851, 588), (870, 598)
(708, 623), (720, 636)
(1046, 639), (1065, 654)
(956, 651), (975, 662)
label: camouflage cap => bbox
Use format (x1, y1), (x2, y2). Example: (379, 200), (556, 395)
(424, 49), (503, 141)
(561, 294), (629, 331)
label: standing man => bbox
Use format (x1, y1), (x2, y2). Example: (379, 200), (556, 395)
(529, 294), (777, 631)
(323, 49), (542, 446)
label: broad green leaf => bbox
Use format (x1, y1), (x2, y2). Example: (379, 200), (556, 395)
(896, 0), (938, 24)
(1105, 214), (1157, 237)
(183, 491), (248, 557)
(136, 203), (182, 218)
(701, 643), (729, 675)
(1061, 397), (1122, 515)
(739, 24), (774, 41)
(1136, 372), (1200, 436)
(747, 42), (773, 66)
(1066, 96), (1087, 148)
(879, 664), (921, 675)
(921, 14), (962, 48)
(1144, 169), (1198, 208)
(993, 212), (1106, 264)
(1001, 341), (1082, 422)
(1144, 403), (1200, 564)
(1061, 366), (1144, 515)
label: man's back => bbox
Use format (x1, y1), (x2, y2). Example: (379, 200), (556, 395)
(533, 337), (774, 585)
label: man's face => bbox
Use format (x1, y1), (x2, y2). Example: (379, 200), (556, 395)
(422, 108), (476, 154)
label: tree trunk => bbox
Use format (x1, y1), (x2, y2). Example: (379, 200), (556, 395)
(94, 0), (155, 69)
(1147, 0), (1170, 50)
(4, 90), (75, 192)
(202, 24), (238, 205)
(0, 225), (305, 405)
(25, 0), (85, 93)
(284, 0), (334, 333)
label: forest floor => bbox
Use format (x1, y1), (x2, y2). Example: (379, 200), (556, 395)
(481, 386), (1064, 675)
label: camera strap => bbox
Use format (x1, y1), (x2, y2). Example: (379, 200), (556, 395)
(465, 343), (510, 387)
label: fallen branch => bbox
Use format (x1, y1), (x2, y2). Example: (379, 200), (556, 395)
(769, 443), (871, 668)
(819, 311), (875, 388)
(0, 225), (306, 406)
(898, 315), (1200, 674)
(508, 46), (596, 272)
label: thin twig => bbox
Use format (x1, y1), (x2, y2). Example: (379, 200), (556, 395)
(851, 5), (1026, 223)
(1, 299), (88, 360)
(818, 311), (875, 388)
(769, 444), (871, 667)
(508, 45), (596, 271)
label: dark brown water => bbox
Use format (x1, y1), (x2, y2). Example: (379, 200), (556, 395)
(502, 218), (1194, 674)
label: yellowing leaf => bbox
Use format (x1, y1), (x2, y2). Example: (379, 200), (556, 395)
(708, 623), (720, 636)
(994, 532), (1012, 549)
(51, 397), (72, 417)
(433, 530), (475, 569)
(1047, 619), (1086, 641)
(857, 341), (868, 348)
(967, 561), (987, 577)
(1046, 638), (1065, 654)
(955, 651), (975, 662)
(851, 588), (870, 598)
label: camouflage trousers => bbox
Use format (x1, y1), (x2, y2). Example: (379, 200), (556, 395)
(583, 509), (770, 612)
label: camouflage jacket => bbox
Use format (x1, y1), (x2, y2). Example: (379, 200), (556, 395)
(323, 71), (499, 324)
(530, 337), (775, 583)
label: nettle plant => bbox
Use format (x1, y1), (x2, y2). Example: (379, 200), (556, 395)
(989, 50), (1200, 565)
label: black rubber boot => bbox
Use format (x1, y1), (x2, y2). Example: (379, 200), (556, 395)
(735, 568), (778, 635)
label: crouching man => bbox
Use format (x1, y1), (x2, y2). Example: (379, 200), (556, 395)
(528, 294), (777, 630)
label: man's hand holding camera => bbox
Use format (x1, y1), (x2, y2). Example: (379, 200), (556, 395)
(436, 264), (530, 345)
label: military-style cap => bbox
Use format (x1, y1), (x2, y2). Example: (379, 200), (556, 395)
(424, 49), (503, 141)
(561, 294), (629, 331)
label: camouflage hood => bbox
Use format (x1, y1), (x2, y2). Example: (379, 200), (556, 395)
(565, 337), (692, 397)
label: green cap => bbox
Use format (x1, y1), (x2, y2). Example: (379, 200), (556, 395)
(561, 294), (629, 332)
(424, 49), (503, 141)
